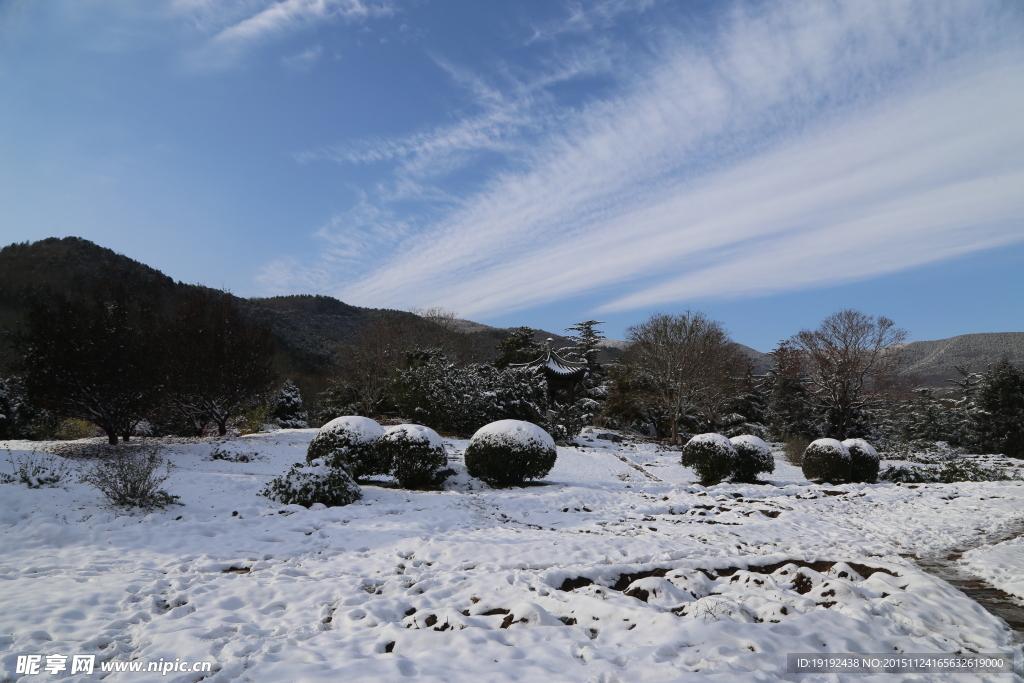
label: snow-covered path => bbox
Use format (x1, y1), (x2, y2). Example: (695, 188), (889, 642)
(1, 431), (1022, 681)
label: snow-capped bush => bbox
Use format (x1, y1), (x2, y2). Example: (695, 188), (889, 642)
(378, 424), (448, 489)
(464, 419), (557, 487)
(729, 434), (774, 483)
(262, 459), (362, 507)
(681, 433), (736, 486)
(801, 439), (851, 483)
(307, 416), (386, 479)
(842, 438), (880, 483)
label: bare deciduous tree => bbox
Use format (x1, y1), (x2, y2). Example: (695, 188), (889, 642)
(163, 289), (277, 436)
(624, 312), (748, 442)
(790, 309), (908, 440)
(19, 283), (163, 444)
(410, 307), (476, 361)
(332, 317), (417, 417)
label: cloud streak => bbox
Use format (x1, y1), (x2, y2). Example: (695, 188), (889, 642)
(169, 0), (393, 67)
(266, 0), (1024, 318)
(212, 0), (393, 46)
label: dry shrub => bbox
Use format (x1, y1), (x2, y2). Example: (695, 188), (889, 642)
(80, 445), (179, 509)
(782, 435), (811, 466)
(2, 449), (73, 488)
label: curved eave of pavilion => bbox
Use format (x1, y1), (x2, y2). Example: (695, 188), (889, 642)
(545, 357), (586, 376)
(511, 348), (587, 377)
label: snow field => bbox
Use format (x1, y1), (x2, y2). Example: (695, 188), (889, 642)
(0, 432), (1022, 682)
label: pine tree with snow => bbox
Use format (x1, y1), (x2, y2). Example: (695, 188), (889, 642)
(272, 380), (309, 428)
(762, 341), (822, 441)
(970, 359), (1024, 457)
(0, 378), (10, 439)
(563, 320), (605, 372)
(0, 376), (33, 440)
(890, 388), (969, 447)
(563, 320), (610, 417)
(493, 327), (543, 369)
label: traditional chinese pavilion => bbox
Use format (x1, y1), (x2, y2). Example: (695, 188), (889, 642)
(511, 338), (588, 407)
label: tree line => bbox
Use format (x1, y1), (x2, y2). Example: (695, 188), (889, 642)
(5, 283), (276, 444)
(1, 282), (1021, 458)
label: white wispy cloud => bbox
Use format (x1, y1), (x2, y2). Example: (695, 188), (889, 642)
(294, 46), (616, 182)
(169, 0), (393, 67)
(266, 0), (1024, 317)
(282, 43), (323, 70)
(526, 0), (659, 44)
(212, 0), (393, 46)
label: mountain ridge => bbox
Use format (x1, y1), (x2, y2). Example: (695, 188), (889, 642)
(1, 237), (1018, 392)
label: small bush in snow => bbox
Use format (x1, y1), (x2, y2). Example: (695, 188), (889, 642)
(2, 449), (73, 488)
(209, 446), (260, 463)
(729, 435), (774, 483)
(80, 446), (179, 509)
(877, 464), (935, 483)
(464, 420), (557, 487)
(262, 459), (362, 507)
(681, 433), (736, 486)
(378, 424), (448, 489)
(782, 435), (811, 466)
(842, 438), (880, 483)
(880, 459), (1016, 484)
(307, 416), (386, 479)
(801, 439), (851, 484)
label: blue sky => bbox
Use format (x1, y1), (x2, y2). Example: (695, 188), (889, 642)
(2, 0), (1022, 351)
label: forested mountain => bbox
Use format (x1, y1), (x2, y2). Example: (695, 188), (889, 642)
(0, 239), (600, 396)
(0, 239), (427, 396)
(1, 238), (1018, 393)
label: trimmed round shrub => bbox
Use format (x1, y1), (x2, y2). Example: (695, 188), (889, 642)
(681, 433), (737, 486)
(262, 459), (362, 507)
(729, 434), (774, 483)
(464, 419), (557, 487)
(842, 438), (880, 483)
(307, 416), (386, 479)
(378, 424), (448, 489)
(801, 438), (851, 483)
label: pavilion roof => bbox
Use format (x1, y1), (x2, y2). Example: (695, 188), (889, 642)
(510, 339), (587, 377)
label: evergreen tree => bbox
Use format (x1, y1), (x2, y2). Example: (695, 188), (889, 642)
(563, 320), (609, 402)
(718, 371), (768, 438)
(0, 376), (33, 439)
(971, 359), (1024, 457)
(395, 351), (547, 436)
(272, 380), (309, 428)
(563, 320), (605, 371)
(493, 327), (543, 369)
(762, 341), (821, 441)
(894, 388), (968, 446)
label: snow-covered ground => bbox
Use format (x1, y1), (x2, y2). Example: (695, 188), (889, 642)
(1, 431), (1022, 682)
